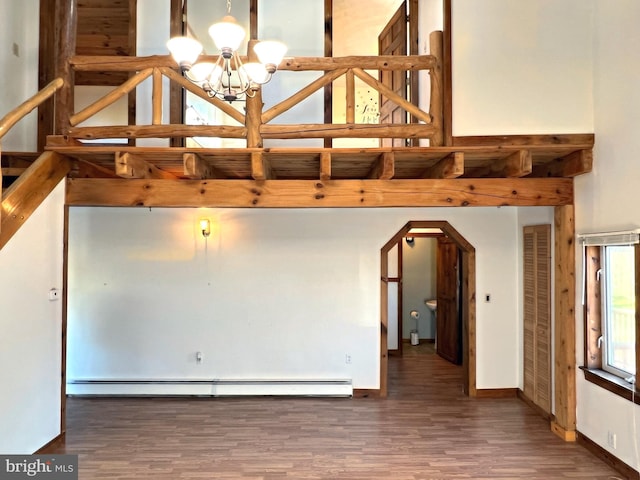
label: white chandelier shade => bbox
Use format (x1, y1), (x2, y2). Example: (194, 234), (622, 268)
(208, 15), (246, 54)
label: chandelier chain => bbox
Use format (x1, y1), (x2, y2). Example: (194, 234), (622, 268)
(227, 0), (232, 14)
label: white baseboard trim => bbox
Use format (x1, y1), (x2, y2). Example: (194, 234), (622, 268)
(67, 379), (353, 397)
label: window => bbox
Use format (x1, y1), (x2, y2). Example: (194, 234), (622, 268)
(581, 231), (639, 402)
(601, 245), (636, 380)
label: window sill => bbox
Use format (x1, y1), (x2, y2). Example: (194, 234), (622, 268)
(580, 366), (640, 405)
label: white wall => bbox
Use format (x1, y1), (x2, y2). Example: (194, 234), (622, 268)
(136, 0), (171, 147)
(0, 181), (65, 453)
(452, 0), (594, 136)
(67, 206), (521, 392)
(0, 0), (40, 151)
(574, 0), (640, 471)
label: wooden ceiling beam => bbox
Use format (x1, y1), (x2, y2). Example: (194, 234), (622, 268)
(251, 152), (275, 180)
(467, 149), (532, 178)
(368, 152), (395, 180)
(70, 54), (436, 72)
(422, 152), (463, 179)
(502, 149), (532, 177)
(2, 152), (71, 249)
(66, 177), (573, 208)
(532, 149), (593, 178)
(183, 153), (226, 180)
(115, 152), (177, 179)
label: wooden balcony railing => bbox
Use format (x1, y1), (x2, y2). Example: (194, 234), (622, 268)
(62, 31), (444, 147)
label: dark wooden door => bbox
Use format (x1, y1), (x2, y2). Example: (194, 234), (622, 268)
(436, 237), (462, 364)
(378, 2), (407, 147)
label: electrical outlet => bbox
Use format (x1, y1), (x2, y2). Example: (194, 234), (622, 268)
(607, 431), (617, 449)
(345, 354), (352, 364)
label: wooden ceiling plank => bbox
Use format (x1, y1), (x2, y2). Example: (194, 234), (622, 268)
(251, 152), (275, 181)
(183, 153), (225, 180)
(320, 152), (332, 181)
(368, 152), (395, 179)
(70, 159), (118, 178)
(115, 152), (177, 179)
(422, 152), (464, 179)
(66, 177), (573, 208)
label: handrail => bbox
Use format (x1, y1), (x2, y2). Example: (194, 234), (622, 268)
(0, 78), (64, 141)
(62, 35), (444, 146)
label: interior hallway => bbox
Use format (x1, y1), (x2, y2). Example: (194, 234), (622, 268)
(51, 344), (623, 479)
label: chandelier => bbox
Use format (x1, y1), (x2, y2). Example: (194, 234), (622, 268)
(167, 0), (287, 102)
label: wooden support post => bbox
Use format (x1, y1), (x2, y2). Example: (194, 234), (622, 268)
(54, 0), (77, 135)
(346, 69), (355, 124)
(552, 204), (577, 442)
(319, 152), (332, 181)
(38, 0), (56, 151)
(368, 152), (395, 179)
(429, 30), (444, 147)
(169, 0), (184, 147)
(251, 151), (274, 180)
(152, 68), (163, 125)
(246, 40), (263, 148)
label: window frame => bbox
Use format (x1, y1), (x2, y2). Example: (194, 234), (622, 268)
(581, 235), (640, 404)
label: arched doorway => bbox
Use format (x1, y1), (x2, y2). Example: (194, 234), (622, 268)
(380, 220), (476, 397)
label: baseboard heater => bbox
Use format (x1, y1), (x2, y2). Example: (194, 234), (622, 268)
(67, 379), (353, 397)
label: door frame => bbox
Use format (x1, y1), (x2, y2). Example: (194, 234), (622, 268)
(380, 220), (476, 397)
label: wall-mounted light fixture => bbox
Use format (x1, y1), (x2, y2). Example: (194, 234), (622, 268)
(200, 218), (211, 238)
(405, 236), (415, 245)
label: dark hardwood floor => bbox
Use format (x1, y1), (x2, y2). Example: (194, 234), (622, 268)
(52, 343), (625, 479)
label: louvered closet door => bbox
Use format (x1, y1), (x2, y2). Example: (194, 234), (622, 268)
(523, 225), (551, 414)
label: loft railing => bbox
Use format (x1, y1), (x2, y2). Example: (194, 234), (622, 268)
(0, 77), (65, 190)
(61, 30), (444, 147)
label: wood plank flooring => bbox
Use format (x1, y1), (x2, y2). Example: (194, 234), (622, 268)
(52, 343), (626, 479)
